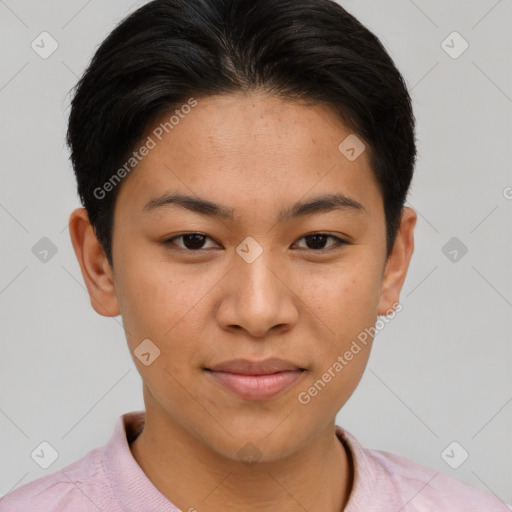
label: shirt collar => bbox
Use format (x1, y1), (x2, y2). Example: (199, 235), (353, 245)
(103, 411), (387, 511)
(103, 410), (180, 511)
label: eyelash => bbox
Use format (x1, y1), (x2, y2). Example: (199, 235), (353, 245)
(162, 232), (349, 253)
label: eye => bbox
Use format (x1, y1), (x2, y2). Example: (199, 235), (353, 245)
(163, 233), (219, 252)
(293, 233), (348, 251)
(163, 232), (348, 253)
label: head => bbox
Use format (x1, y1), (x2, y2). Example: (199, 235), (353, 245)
(68, 0), (417, 462)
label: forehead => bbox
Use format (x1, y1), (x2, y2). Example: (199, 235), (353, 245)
(115, 92), (382, 221)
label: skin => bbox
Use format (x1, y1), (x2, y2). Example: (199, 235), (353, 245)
(69, 91), (416, 512)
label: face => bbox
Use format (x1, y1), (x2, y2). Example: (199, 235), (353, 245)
(70, 91), (416, 462)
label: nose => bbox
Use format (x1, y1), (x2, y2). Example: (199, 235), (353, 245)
(215, 248), (299, 338)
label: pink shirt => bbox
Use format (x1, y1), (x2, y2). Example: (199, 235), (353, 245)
(1, 410), (510, 511)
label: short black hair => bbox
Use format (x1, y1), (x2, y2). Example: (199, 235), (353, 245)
(66, 0), (416, 267)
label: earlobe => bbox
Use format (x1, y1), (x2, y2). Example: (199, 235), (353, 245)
(68, 207), (120, 317)
(377, 207), (417, 316)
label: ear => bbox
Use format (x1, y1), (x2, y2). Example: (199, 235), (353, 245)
(68, 207), (120, 317)
(377, 207), (417, 316)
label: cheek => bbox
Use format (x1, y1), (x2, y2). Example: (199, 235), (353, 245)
(115, 261), (200, 398)
(115, 255), (213, 370)
(298, 258), (381, 377)
(113, 252), (175, 351)
(298, 274), (376, 411)
(303, 259), (381, 328)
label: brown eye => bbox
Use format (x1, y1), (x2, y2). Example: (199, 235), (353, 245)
(163, 232), (348, 253)
(164, 233), (218, 251)
(294, 233), (347, 251)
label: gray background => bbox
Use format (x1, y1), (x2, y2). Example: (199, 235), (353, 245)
(1, 0), (511, 506)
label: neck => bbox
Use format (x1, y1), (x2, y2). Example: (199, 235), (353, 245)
(129, 412), (353, 512)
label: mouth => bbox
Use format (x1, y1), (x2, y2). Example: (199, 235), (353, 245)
(203, 367), (307, 400)
(204, 357), (307, 375)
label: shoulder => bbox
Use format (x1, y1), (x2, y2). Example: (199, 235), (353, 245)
(368, 446), (511, 510)
(0, 446), (105, 512)
(336, 426), (511, 511)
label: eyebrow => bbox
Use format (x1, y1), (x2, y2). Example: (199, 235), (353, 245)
(143, 191), (366, 222)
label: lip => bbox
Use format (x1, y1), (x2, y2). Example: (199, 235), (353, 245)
(205, 369), (305, 400)
(205, 357), (305, 375)
(203, 358), (306, 400)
